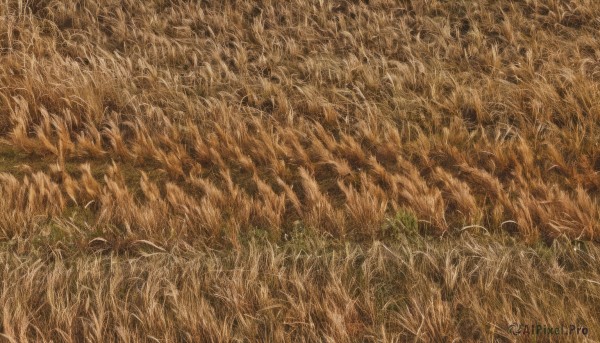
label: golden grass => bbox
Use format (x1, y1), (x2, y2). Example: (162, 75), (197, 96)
(1, 233), (600, 342)
(1, 0), (600, 341)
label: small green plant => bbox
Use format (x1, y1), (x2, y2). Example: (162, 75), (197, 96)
(383, 208), (419, 240)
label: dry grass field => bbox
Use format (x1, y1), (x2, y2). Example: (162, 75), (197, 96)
(1, 0), (599, 341)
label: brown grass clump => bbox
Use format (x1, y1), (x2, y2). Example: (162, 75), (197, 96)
(1, 0), (600, 341)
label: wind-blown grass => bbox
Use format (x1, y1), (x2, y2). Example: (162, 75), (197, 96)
(2, 232), (599, 342)
(1, 0), (599, 341)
